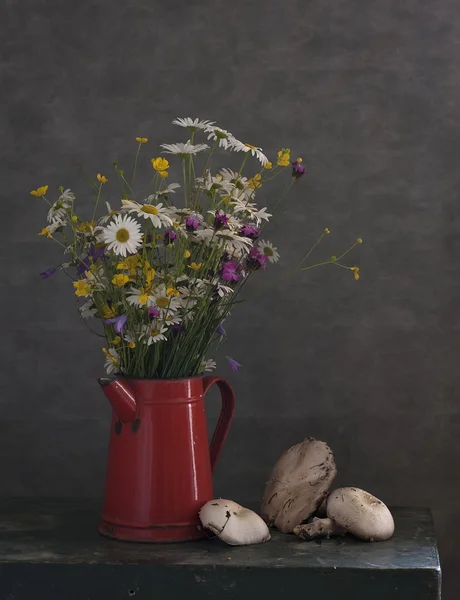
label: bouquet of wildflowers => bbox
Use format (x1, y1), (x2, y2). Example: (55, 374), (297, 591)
(33, 117), (361, 379)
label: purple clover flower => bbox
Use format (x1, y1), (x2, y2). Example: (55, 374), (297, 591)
(104, 314), (127, 333)
(222, 260), (240, 281)
(227, 357), (242, 373)
(185, 215), (200, 232)
(214, 210), (229, 230)
(240, 224), (259, 240)
(164, 230), (178, 245)
(215, 322), (226, 336)
(40, 267), (56, 279)
(148, 306), (160, 319)
(291, 160), (306, 180)
(246, 247), (268, 271)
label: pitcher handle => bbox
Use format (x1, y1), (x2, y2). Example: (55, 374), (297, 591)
(203, 377), (235, 472)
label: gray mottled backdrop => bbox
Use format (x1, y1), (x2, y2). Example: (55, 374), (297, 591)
(2, 0), (459, 597)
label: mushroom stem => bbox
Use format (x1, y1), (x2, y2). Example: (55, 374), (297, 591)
(294, 517), (346, 540)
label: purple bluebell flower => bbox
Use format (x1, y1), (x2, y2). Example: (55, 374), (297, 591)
(164, 230), (178, 245)
(40, 267), (56, 279)
(214, 210), (229, 230)
(216, 321), (226, 336)
(76, 255), (91, 276)
(185, 215), (200, 232)
(89, 244), (105, 261)
(240, 224), (259, 240)
(148, 306), (160, 319)
(246, 247), (268, 271)
(104, 314), (127, 333)
(291, 160), (306, 180)
(222, 260), (240, 281)
(227, 357), (242, 373)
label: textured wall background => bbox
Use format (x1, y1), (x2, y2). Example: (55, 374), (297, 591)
(2, 0), (459, 596)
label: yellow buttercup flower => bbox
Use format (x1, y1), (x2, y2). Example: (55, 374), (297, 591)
(248, 173), (262, 190)
(296, 157), (303, 163)
(323, 228), (330, 234)
(102, 304), (116, 319)
(129, 341), (136, 349)
(166, 287), (180, 297)
(159, 170), (169, 178)
(102, 348), (118, 364)
(350, 266), (360, 281)
(117, 255), (141, 275)
(188, 262), (202, 271)
(357, 237), (363, 244)
(30, 185), (49, 197)
(38, 227), (53, 238)
(73, 280), (90, 297)
(136, 137), (148, 144)
(184, 250), (191, 259)
(264, 161), (273, 170)
(71, 215), (78, 222)
(111, 336), (121, 346)
(112, 274), (130, 287)
(97, 174), (108, 184)
(151, 157), (169, 173)
(277, 148), (291, 167)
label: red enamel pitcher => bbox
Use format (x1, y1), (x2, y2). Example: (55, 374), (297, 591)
(97, 376), (235, 542)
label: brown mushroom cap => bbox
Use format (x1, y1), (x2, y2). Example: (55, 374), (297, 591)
(326, 487), (395, 541)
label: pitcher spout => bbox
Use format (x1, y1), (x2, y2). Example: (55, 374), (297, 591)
(98, 378), (137, 422)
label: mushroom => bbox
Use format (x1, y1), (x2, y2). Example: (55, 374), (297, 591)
(294, 487), (395, 542)
(199, 499), (271, 546)
(261, 438), (337, 533)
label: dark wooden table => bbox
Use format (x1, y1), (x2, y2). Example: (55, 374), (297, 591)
(0, 499), (441, 599)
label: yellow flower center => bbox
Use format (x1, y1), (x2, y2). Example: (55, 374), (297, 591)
(263, 246), (273, 256)
(139, 294), (149, 305)
(115, 228), (130, 242)
(142, 205), (159, 215)
(151, 328), (160, 336)
(156, 297), (169, 308)
(129, 341), (136, 349)
(111, 336), (121, 346)
(245, 143), (256, 149)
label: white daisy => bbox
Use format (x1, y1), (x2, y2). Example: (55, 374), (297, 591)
(231, 200), (272, 225)
(79, 299), (97, 319)
(122, 200), (173, 229)
(220, 231), (253, 256)
(47, 216), (66, 234)
(172, 117), (215, 131)
(164, 313), (182, 327)
(215, 282), (234, 297)
(103, 348), (119, 375)
(151, 284), (181, 315)
(160, 140), (209, 157)
(157, 182), (181, 195)
(258, 240), (280, 263)
(102, 214), (143, 257)
(126, 287), (154, 307)
(146, 324), (168, 345)
(98, 201), (120, 225)
(201, 358), (217, 372)
(196, 171), (233, 193)
(219, 169), (249, 187)
(205, 126), (237, 149)
(47, 190), (74, 224)
(230, 140), (269, 166)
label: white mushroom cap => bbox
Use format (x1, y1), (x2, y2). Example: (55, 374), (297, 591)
(326, 487), (394, 541)
(199, 499), (271, 546)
